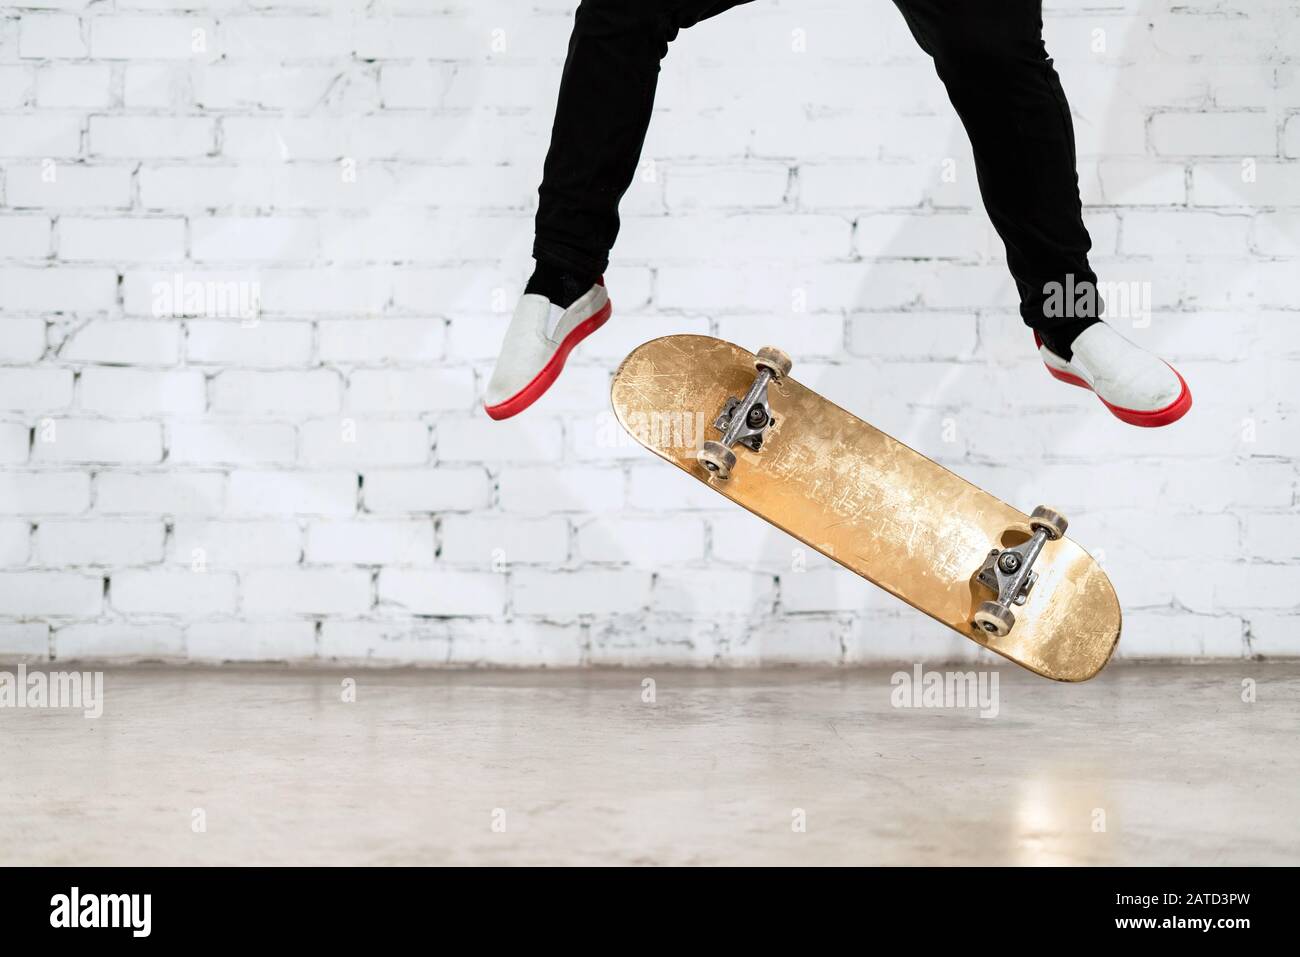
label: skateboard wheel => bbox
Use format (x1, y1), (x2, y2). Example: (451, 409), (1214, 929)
(754, 346), (792, 380)
(974, 601), (1015, 638)
(697, 441), (737, 480)
(1029, 505), (1068, 541)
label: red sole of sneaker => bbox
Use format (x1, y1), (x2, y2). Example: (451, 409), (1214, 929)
(1041, 359), (1193, 428)
(483, 298), (613, 421)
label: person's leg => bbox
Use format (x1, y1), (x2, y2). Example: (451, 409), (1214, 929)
(532, 0), (755, 289)
(890, 0), (1099, 359)
(891, 0), (1190, 426)
(488, 1), (754, 420)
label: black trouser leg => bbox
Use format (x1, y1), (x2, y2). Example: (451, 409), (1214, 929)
(891, 0), (1101, 356)
(533, 0), (755, 278)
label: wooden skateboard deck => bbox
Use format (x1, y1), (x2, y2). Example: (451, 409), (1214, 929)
(610, 335), (1121, 681)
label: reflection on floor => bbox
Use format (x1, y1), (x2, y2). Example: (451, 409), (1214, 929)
(1, 662), (1296, 865)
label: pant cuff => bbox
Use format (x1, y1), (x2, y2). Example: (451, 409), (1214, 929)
(1028, 317), (1103, 359)
(532, 239), (607, 279)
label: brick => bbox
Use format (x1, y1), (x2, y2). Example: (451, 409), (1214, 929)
(1121, 211), (1252, 257)
(0, 623), (48, 657)
(1249, 614), (1300, 657)
(90, 16), (217, 60)
(346, 368), (474, 413)
(59, 217), (187, 263)
(78, 368), (205, 415)
(34, 519), (165, 566)
(0, 520), (30, 566)
(0, 215), (52, 258)
(1150, 112), (1276, 157)
(191, 216), (319, 262)
(186, 621), (317, 662)
(847, 313), (979, 359)
(191, 65), (340, 112)
(32, 419), (163, 464)
(35, 63), (113, 108)
(89, 116), (214, 159)
(575, 516), (703, 565)
(445, 621), (584, 667)
(0, 472), (89, 515)
(95, 472), (223, 516)
(0, 116), (81, 158)
(436, 415), (562, 465)
(653, 568), (775, 615)
(1191, 161), (1300, 207)
(1254, 213), (1300, 258)
(167, 422), (294, 465)
(210, 369), (340, 414)
(3, 164), (133, 210)
(242, 568), (372, 615)
(0, 317), (48, 362)
(123, 63), (183, 109)
(1089, 159), (1188, 206)
(138, 164), (271, 209)
(498, 466), (624, 515)
(854, 213), (991, 260)
(361, 467), (491, 513)
(1244, 514), (1300, 561)
(0, 66), (33, 109)
(55, 623), (185, 659)
(714, 314), (845, 357)
(318, 619), (450, 663)
(513, 568), (651, 618)
(0, 423), (30, 465)
(170, 520), (301, 567)
(0, 368), (73, 411)
(664, 162), (788, 210)
(62, 320), (182, 364)
(185, 320), (313, 366)
(227, 469), (356, 517)
(218, 16), (350, 60)
(0, 267), (115, 312)
(318, 318), (445, 363)
(1117, 612), (1245, 659)
(300, 418), (430, 466)
(304, 519), (434, 565)
(378, 568), (506, 617)
(0, 571), (101, 616)
(111, 568), (237, 615)
(18, 14), (87, 59)
(439, 515), (568, 566)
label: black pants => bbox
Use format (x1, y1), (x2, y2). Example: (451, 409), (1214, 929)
(534, 0), (1100, 351)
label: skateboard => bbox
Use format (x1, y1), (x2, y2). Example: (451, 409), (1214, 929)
(610, 335), (1121, 681)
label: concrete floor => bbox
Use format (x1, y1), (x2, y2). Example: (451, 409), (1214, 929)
(1, 662), (1296, 866)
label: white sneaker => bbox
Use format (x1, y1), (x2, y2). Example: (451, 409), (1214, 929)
(483, 280), (611, 420)
(1036, 324), (1192, 427)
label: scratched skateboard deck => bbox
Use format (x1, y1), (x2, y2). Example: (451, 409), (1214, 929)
(610, 334), (1121, 681)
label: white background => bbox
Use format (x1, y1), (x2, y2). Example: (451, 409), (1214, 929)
(0, 0), (1297, 665)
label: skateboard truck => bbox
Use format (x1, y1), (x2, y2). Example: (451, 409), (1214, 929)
(972, 506), (1069, 638)
(697, 346), (792, 480)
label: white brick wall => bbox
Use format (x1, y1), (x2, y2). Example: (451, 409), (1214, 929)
(1, 0), (1297, 665)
